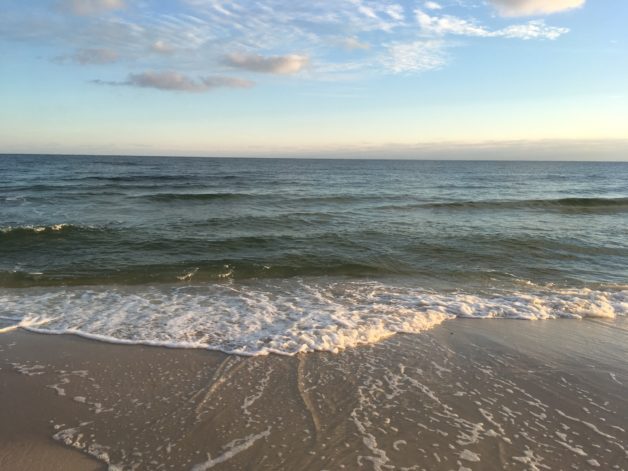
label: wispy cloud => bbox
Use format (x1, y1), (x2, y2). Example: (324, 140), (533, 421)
(93, 71), (254, 92)
(488, 0), (585, 17)
(496, 21), (569, 40)
(59, 0), (125, 16)
(55, 47), (119, 64)
(385, 40), (447, 73)
(0, 0), (580, 88)
(341, 36), (371, 51)
(150, 40), (175, 54)
(416, 10), (488, 37)
(223, 53), (309, 75)
(416, 10), (569, 40)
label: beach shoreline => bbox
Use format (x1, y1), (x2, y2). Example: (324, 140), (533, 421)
(1, 317), (627, 470)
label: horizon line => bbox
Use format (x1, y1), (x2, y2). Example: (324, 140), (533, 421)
(2, 138), (628, 162)
(2, 152), (628, 163)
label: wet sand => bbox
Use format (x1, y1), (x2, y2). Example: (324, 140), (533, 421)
(1, 318), (627, 470)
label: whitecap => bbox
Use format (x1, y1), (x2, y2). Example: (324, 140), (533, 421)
(0, 281), (625, 356)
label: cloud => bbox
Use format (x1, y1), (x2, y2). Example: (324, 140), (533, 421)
(56, 47), (118, 64)
(349, 0), (406, 31)
(488, 0), (585, 17)
(59, 0), (125, 16)
(93, 71), (254, 92)
(496, 21), (569, 40)
(416, 10), (569, 39)
(384, 5), (405, 22)
(150, 40), (175, 54)
(223, 53), (309, 74)
(424, 1), (443, 10)
(416, 10), (489, 36)
(2, 0), (577, 83)
(385, 40), (447, 73)
(341, 37), (371, 50)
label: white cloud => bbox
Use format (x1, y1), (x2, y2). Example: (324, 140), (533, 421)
(59, 0), (125, 16)
(497, 20), (569, 40)
(150, 40), (175, 54)
(356, 4), (378, 19)
(424, 1), (443, 10)
(223, 53), (309, 74)
(416, 10), (489, 36)
(416, 9), (569, 40)
(343, 0), (407, 31)
(384, 5), (405, 22)
(94, 71), (254, 92)
(488, 0), (585, 17)
(385, 40), (447, 73)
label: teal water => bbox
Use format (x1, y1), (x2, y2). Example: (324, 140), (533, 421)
(1, 155), (626, 354)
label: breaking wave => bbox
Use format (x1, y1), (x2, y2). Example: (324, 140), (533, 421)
(1, 281), (625, 356)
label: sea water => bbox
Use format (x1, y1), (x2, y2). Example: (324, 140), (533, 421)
(1, 155), (626, 354)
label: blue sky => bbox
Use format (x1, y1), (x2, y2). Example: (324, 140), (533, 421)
(1, 0), (627, 158)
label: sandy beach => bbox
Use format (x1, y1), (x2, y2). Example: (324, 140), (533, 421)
(1, 318), (627, 470)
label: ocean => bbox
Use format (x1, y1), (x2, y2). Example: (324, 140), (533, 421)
(1, 155), (626, 355)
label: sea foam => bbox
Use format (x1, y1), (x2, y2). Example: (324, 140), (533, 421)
(0, 223), (72, 234)
(0, 281), (625, 356)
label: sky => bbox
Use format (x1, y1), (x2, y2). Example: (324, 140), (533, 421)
(0, 0), (627, 159)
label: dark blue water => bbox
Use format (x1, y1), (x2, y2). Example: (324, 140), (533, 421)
(1, 155), (626, 354)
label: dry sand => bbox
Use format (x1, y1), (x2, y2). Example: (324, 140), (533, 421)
(1, 318), (627, 470)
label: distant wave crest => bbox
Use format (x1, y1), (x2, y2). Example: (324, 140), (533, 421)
(1, 223), (76, 235)
(419, 197), (628, 212)
(0, 224), (117, 245)
(138, 192), (250, 201)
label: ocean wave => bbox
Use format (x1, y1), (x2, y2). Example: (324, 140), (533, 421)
(2, 227), (625, 287)
(1, 195), (28, 203)
(0, 224), (127, 242)
(79, 175), (193, 183)
(0, 223), (76, 235)
(137, 192), (251, 201)
(415, 197), (628, 212)
(1, 282), (625, 356)
(0, 261), (394, 288)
